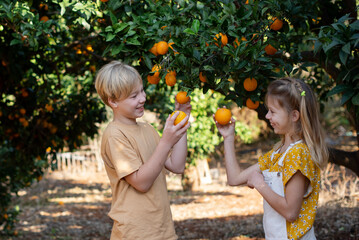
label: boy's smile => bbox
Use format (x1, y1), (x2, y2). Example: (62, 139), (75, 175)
(111, 83), (146, 125)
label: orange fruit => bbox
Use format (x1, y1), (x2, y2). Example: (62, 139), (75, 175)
(161, 26), (167, 30)
(149, 43), (158, 56)
(167, 70), (176, 76)
(147, 75), (160, 84)
(20, 108), (26, 115)
(40, 16), (49, 22)
(100, 0), (109, 2)
(214, 33), (228, 47)
(215, 108), (232, 125)
(165, 74), (176, 86)
(243, 77), (257, 91)
(151, 64), (161, 77)
(170, 110), (188, 126)
(199, 72), (207, 83)
(233, 36), (247, 48)
(39, 3), (48, 11)
(245, 0), (249, 4)
(270, 18), (283, 31)
(176, 91), (190, 104)
(156, 41), (169, 55)
(265, 44), (277, 55)
(246, 98), (259, 109)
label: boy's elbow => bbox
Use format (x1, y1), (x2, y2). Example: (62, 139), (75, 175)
(134, 184), (151, 193)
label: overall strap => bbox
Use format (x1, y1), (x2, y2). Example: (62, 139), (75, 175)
(278, 140), (302, 166)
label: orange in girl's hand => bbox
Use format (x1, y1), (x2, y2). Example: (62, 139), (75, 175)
(215, 108), (232, 125)
(176, 91), (190, 104)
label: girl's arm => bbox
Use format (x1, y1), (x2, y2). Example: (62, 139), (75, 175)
(214, 113), (260, 186)
(248, 170), (310, 222)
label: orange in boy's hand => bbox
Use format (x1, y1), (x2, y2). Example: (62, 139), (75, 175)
(215, 108), (232, 125)
(176, 91), (190, 104)
(170, 111), (188, 126)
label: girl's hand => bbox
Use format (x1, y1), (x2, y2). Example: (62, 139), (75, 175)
(175, 97), (192, 117)
(213, 108), (235, 139)
(247, 170), (265, 189)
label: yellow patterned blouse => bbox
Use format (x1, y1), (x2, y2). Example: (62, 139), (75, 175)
(258, 142), (321, 240)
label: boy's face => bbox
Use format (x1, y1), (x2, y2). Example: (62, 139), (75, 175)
(112, 83), (146, 124)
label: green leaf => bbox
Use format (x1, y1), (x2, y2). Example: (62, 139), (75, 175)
(341, 90), (355, 105)
(323, 40), (340, 53)
(341, 43), (351, 54)
(106, 33), (116, 42)
(184, 28), (196, 35)
(350, 20), (359, 30)
(352, 93), (359, 105)
(109, 11), (117, 25)
(327, 84), (351, 97)
(339, 50), (348, 65)
(192, 19), (200, 34)
(126, 38), (141, 46)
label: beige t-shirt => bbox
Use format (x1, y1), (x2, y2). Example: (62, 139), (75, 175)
(101, 121), (177, 240)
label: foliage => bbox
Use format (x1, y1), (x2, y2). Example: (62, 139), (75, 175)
(148, 88), (255, 166)
(1, 0), (358, 235)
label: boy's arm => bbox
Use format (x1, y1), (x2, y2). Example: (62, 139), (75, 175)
(248, 170), (309, 222)
(124, 112), (190, 193)
(163, 98), (191, 173)
(164, 133), (187, 173)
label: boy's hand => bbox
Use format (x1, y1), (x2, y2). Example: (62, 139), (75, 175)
(175, 97), (192, 116)
(162, 111), (190, 146)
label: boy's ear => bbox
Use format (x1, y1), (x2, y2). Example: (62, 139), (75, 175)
(292, 110), (300, 122)
(108, 98), (118, 108)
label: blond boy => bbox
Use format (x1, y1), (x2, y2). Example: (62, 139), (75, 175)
(95, 61), (191, 239)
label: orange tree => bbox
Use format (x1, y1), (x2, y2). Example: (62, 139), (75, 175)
(1, 0), (358, 235)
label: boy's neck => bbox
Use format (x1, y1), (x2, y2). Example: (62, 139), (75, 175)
(112, 112), (137, 125)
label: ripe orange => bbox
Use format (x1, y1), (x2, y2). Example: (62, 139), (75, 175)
(100, 0), (109, 2)
(176, 91), (190, 104)
(265, 44), (277, 55)
(246, 98), (259, 110)
(151, 64), (161, 77)
(157, 41), (169, 55)
(270, 18), (283, 31)
(243, 77), (257, 91)
(149, 43), (158, 56)
(39, 3), (48, 11)
(40, 16), (49, 22)
(215, 108), (232, 125)
(170, 110), (188, 126)
(147, 75), (160, 84)
(214, 33), (228, 47)
(167, 70), (176, 76)
(165, 74), (176, 86)
(233, 36), (247, 48)
(199, 72), (207, 83)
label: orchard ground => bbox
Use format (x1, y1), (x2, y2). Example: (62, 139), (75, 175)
(6, 133), (359, 240)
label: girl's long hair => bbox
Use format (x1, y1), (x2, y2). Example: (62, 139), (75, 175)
(266, 77), (328, 168)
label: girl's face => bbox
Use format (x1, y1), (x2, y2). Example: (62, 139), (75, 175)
(112, 83), (146, 124)
(265, 95), (295, 136)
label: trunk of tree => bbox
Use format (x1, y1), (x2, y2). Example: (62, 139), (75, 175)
(256, 105), (359, 176)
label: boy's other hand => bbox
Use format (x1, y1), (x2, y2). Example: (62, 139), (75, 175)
(175, 97), (192, 116)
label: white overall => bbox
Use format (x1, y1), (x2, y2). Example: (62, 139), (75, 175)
(262, 140), (316, 240)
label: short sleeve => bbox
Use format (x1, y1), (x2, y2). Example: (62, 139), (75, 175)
(106, 134), (142, 179)
(258, 149), (274, 171)
(282, 143), (317, 197)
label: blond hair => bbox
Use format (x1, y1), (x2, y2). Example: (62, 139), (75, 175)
(266, 77), (328, 169)
(95, 61), (142, 106)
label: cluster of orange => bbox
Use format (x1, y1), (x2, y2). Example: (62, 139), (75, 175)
(73, 44), (94, 55)
(39, 3), (49, 22)
(265, 17), (283, 55)
(147, 40), (179, 86)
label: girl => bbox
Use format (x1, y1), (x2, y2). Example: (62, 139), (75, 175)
(215, 77), (328, 240)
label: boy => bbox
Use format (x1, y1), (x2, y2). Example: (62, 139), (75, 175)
(95, 60), (191, 239)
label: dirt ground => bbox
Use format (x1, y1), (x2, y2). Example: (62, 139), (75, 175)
(4, 136), (359, 240)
